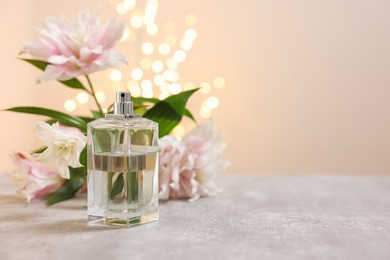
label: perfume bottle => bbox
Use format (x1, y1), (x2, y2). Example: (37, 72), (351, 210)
(87, 92), (159, 227)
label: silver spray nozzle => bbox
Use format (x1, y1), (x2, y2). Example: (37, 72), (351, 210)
(114, 92), (133, 115)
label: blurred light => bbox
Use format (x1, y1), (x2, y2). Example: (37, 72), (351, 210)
(183, 82), (195, 90)
(142, 42), (154, 55)
(116, 2), (128, 15)
(213, 76), (226, 89)
(76, 92), (89, 104)
(160, 83), (170, 93)
(132, 9), (144, 16)
(159, 43), (171, 55)
(109, 0), (121, 4)
(131, 16), (143, 28)
(180, 39), (193, 51)
(200, 109), (211, 118)
(159, 92), (169, 100)
(140, 57), (152, 70)
(127, 29), (136, 42)
(184, 28), (197, 41)
(185, 14), (198, 26)
(207, 96), (220, 109)
(142, 89), (154, 98)
(131, 68), (143, 80)
(146, 24), (158, 35)
(169, 83), (182, 94)
(112, 82), (124, 92)
(166, 58), (178, 69)
(163, 21), (176, 33)
(95, 92), (106, 104)
(120, 27), (131, 42)
(153, 74), (165, 86)
(165, 34), (177, 45)
(64, 99), (76, 111)
(127, 79), (138, 89)
(103, 108), (108, 114)
(163, 70), (178, 82)
(130, 85), (141, 97)
(200, 82), (211, 93)
(172, 71), (179, 82)
(173, 50), (186, 63)
(141, 79), (153, 90)
(124, 0), (136, 10)
(172, 125), (185, 137)
(109, 69), (122, 82)
(143, 15), (155, 25)
(152, 60), (164, 73)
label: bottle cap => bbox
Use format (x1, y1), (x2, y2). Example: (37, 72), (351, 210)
(114, 92), (133, 115)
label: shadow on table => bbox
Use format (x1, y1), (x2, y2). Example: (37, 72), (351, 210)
(28, 218), (152, 233)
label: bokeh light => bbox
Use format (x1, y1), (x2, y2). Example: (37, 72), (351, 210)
(153, 74), (165, 86)
(159, 43), (171, 55)
(112, 82), (125, 92)
(96, 92), (106, 104)
(64, 99), (76, 111)
(129, 85), (141, 97)
(166, 58), (178, 69)
(213, 76), (226, 89)
(146, 24), (158, 35)
(185, 14), (197, 26)
(131, 68), (144, 80)
(199, 82), (211, 93)
(151, 60), (164, 73)
(172, 124), (185, 138)
(173, 50), (186, 63)
(207, 96), (220, 109)
(142, 42), (154, 55)
(165, 34), (177, 45)
(141, 79), (153, 90)
(164, 21), (176, 33)
(169, 83), (182, 94)
(76, 92), (89, 104)
(140, 57), (152, 70)
(131, 16), (143, 28)
(109, 69), (122, 82)
(116, 2), (128, 15)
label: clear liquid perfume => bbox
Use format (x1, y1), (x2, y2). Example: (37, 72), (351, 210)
(87, 92), (159, 227)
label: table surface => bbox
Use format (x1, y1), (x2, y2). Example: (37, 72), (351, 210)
(1, 173), (390, 260)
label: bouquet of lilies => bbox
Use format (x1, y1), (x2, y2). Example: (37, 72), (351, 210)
(6, 10), (229, 205)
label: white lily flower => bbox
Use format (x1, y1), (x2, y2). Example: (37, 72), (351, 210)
(33, 122), (87, 179)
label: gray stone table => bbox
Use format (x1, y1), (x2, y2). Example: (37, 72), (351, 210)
(1, 173), (390, 260)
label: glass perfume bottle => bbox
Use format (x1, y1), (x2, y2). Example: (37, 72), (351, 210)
(87, 92), (159, 227)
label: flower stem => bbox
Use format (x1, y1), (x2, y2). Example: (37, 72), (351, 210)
(85, 75), (104, 116)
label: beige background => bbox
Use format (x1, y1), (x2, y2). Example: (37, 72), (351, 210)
(0, 0), (389, 175)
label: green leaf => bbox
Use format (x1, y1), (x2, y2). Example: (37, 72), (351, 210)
(47, 178), (85, 206)
(144, 89), (199, 137)
(132, 97), (160, 104)
(91, 110), (104, 119)
(5, 106), (87, 132)
(59, 78), (86, 90)
(21, 59), (48, 70)
(183, 108), (196, 123)
(32, 146), (47, 154)
(144, 101), (182, 137)
(110, 173), (124, 198)
(163, 88), (199, 114)
(20, 58), (86, 90)
(78, 116), (95, 124)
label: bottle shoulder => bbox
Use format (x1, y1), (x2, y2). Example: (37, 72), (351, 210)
(88, 117), (158, 129)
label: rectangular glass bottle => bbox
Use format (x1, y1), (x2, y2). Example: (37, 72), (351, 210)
(87, 92), (159, 227)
